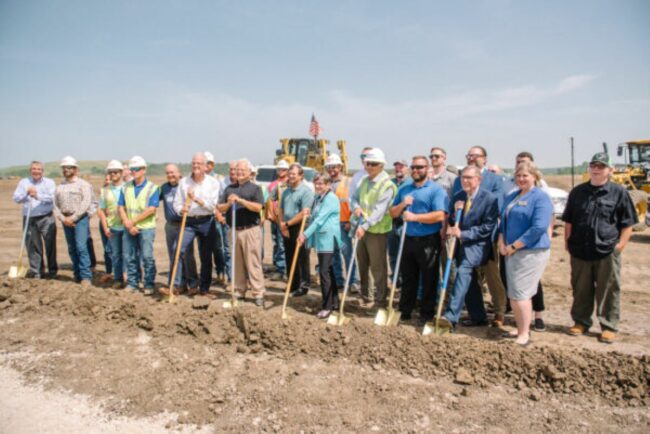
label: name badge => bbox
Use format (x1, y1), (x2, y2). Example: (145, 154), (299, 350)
(518, 200), (527, 206)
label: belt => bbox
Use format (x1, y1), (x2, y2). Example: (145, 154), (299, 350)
(236, 224), (259, 231)
(30, 212), (53, 218)
(186, 215), (212, 222)
(406, 232), (441, 240)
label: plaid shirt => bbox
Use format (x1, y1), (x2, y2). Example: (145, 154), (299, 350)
(54, 177), (93, 222)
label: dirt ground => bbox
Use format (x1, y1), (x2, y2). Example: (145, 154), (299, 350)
(0, 175), (649, 433)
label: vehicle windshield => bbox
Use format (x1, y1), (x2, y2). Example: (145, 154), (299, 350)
(303, 168), (315, 182)
(256, 168), (277, 183)
(629, 145), (650, 165)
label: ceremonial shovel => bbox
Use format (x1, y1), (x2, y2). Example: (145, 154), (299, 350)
(374, 221), (407, 326)
(9, 199), (32, 279)
(281, 214), (308, 320)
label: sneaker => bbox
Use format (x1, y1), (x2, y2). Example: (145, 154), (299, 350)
(533, 318), (546, 332)
(599, 330), (616, 344)
(316, 310), (331, 319)
(567, 323), (588, 336)
(255, 297), (264, 307)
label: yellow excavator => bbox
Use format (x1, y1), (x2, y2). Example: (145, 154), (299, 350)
(274, 138), (349, 174)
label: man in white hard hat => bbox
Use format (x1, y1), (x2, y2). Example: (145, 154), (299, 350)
(350, 148), (397, 309)
(266, 159), (290, 280)
(118, 156), (160, 294)
(53, 156), (94, 286)
(97, 160), (127, 288)
(13, 160), (58, 279)
(325, 154), (359, 291)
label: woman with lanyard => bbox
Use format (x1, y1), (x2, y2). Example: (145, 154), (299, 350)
(498, 161), (553, 347)
(298, 173), (341, 319)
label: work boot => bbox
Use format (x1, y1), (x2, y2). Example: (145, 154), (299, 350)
(598, 330), (616, 344)
(112, 281), (125, 290)
(567, 323), (588, 336)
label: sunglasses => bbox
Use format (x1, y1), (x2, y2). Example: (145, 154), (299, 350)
(589, 163), (607, 169)
(107, 170), (121, 175)
(365, 162), (380, 167)
(410, 165), (427, 170)
(130, 167), (145, 172)
(429, 154), (444, 159)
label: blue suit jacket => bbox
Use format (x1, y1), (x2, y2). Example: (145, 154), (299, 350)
(449, 189), (499, 267)
(452, 168), (505, 212)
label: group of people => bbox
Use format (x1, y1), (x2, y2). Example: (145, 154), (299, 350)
(13, 145), (637, 346)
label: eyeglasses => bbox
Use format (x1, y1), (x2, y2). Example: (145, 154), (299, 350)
(61, 166), (76, 170)
(461, 175), (478, 180)
(589, 163), (607, 169)
(410, 165), (427, 170)
(466, 153), (484, 159)
(365, 162), (380, 167)
(429, 154), (444, 159)
(130, 167), (145, 172)
(107, 170), (121, 175)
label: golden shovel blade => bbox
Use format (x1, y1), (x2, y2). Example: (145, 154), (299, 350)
(373, 308), (388, 326)
(326, 312), (350, 326)
(8, 264), (27, 279)
(385, 309), (401, 326)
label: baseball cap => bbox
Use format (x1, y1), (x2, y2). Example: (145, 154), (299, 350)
(590, 152), (611, 167)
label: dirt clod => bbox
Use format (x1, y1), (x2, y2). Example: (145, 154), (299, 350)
(454, 368), (474, 385)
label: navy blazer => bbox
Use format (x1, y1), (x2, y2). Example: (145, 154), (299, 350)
(448, 189), (499, 267)
(452, 168), (505, 212)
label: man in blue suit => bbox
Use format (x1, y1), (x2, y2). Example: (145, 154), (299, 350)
(451, 146), (506, 326)
(439, 165), (499, 329)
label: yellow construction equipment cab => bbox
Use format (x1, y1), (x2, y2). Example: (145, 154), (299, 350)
(274, 138), (349, 174)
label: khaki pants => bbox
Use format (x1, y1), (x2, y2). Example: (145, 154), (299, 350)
(479, 244), (506, 317)
(356, 232), (388, 306)
(570, 251), (621, 332)
(234, 226), (265, 298)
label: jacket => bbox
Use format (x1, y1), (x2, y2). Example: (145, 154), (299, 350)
(449, 188), (499, 267)
(500, 187), (552, 250)
(303, 191), (342, 253)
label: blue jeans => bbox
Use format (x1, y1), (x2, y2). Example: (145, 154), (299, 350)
(180, 217), (216, 293)
(109, 229), (126, 283)
(125, 228), (156, 289)
(271, 222), (286, 274)
(444, 258), (487, 324)
(217, 222), (231, 280)
(333, 222), (358, 287)
(100, 223), (113, 274)
(63, 214), (92, 282)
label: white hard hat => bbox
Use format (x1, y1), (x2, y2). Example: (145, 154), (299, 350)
(204, 151), (215, 163)
(60, 156), (78, 167)
(276, 159), (289, 170)
(128, 155), (147, 169)
(106, 160), (123, 172)
(325, 154), (343, 167)
(363, 148), (386, 165)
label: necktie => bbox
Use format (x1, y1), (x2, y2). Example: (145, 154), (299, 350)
(464, 196), (472, 214)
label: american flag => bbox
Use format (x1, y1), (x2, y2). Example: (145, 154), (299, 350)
(309, 114), (323, 137)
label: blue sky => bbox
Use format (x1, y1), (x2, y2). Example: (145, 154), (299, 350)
(0, 0), (648, 169)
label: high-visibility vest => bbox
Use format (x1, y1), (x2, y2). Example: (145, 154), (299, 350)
(334, 176), (352, 222)
(359, 172), (396, 234)
(123, 180), (157, 229)
(101, 185), (123, 228)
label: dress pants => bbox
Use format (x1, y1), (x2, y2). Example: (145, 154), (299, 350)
(356, 232), (389, 306)
(234, 226), (265, 298)
(317, 252), (339, 310)
(24, 213), (58, 277)
(398, 233), (441, 320)
(282, 224), (310, 292)
(179, 216), (216, 293)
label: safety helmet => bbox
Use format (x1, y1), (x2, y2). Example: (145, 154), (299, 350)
(276, 159), (290, 170)
(106, 160), (123, 172)
(128, 155), (147, 169)
(363, 148), (386, 165)
(204, 151), (215, 163)
(60, 156), (78, 167)
(325, 154), (343, 167)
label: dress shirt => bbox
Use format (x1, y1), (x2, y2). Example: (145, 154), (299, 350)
(173, 174), (221, 217)
(13, 177), (56, 217)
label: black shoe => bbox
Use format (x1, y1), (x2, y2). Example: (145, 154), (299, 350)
(533, 318), (546, 332)
(400, 312), (412, 321)
(291, 289), (308, 297)
(461, 319), (489, 327)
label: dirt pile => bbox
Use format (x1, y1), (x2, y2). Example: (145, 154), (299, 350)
(1, 278), (648, 412)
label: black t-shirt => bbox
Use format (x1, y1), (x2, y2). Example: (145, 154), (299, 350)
(219, 181), (264, 228)
(562, 181), (637, 260)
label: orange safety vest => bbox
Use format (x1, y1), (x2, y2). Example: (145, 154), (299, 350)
(334, 176), (351, 222)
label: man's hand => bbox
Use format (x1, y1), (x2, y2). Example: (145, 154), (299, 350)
(303, 208), (311, 217)
(63, 218), (75, 228)
(228, 194), (240, 204)
(129, 226), (140, 236)
(187, 188), (195, 201)
(103, 227), (112, 238)
(297, 233), (306, 246)
(353, 207), (363, 218)
(447, 226), (461, 239)
(403, 210), (417, 222)
(615, 242), (626, 253)
(123, 219), (134, 231)
(27, 186), (37, 198)
(403, 195), (414, 206)
(343, 222), (350, 231)
(498, 242), (509, 257)
(454, 200), (465, 211)
(280, 222), (289, 238)
(355, 226), (366, 240)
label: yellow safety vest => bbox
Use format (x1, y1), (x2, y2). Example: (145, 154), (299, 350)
(124, 180), (157, 229)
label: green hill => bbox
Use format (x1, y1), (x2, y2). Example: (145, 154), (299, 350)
(0, 161), (230, 178)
